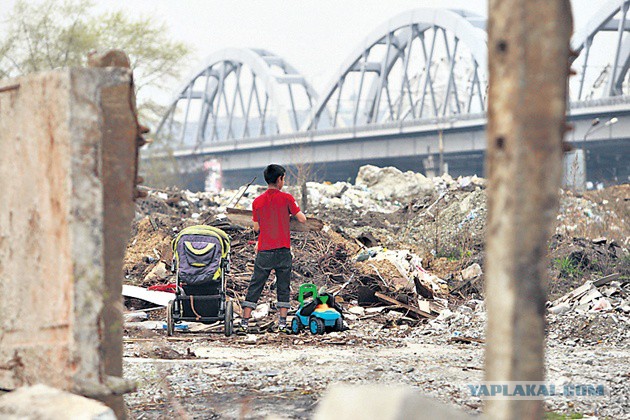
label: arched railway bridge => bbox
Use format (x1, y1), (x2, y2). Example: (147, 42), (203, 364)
(150, 3), (630, 189)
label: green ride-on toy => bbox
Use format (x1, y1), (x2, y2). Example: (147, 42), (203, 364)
(291, 283), (344, 335)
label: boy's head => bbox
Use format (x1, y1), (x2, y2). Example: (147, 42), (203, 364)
(264, 164), (286, 188)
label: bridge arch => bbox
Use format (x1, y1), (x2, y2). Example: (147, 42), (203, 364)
(305, 8), (488, 130)
(571, 0), (630, 100)
(156, 48), (317, 147)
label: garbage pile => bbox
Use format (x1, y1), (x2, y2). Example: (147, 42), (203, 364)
(123, 165), (629, 339)
(546, 275), (630, 346)
(213, 165), (487, 216)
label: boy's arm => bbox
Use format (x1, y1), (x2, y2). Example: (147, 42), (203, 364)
(294, 211), (307, 223)
(253, 221), (260, 253)
(287, 194), (307, 223)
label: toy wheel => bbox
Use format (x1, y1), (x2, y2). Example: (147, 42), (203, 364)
(335, 317), (345, 331)
(309, 317), (325, 335)
(291, 317), (302, 334)
(224, 300), (234, 337)
(166, 300), (174, 336)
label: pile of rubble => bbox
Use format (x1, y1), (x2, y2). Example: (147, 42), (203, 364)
(547, 274), (629, 315)
(123, 165), (629, 341)
(546, 274), (630, 346)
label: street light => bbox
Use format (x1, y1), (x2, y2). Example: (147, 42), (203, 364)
(577, 116), (617, 190)
(583, 118), (600, 145)
(583, 116), (618, 144)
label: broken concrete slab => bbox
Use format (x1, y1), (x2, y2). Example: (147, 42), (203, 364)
(591, 298), (612, 312)
(548, 302), (571, 315)
(123, 312), (149, 322)
(143, 261), (171, 282)
(314, 384), (478, 420)
(349, 306), (366, 316)
(355, 165), (435, 203)
(548, 282), (594, 308)
(0, 384), (115, 420)
(251, 303), (270, 320)
(578, 288), (603, 306)
(461, 263), (483, 280)
(122, 285), (174, 307)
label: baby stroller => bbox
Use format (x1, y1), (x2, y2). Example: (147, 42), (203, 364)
(166, 225), (233, 336)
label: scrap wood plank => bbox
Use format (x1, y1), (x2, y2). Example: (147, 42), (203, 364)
(374, 292), (436, 319)
(226, 208), (324, 232)
(593, 273), (621, 287)
(449, 276), (481, 295)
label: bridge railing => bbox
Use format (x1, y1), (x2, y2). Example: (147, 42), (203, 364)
(567, 94), (630, 110)
(166, 112), (487, 156)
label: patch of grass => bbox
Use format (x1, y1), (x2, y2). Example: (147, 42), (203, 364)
(436, 246), (475, 262)
(545, 412), (584, 420)
(554, 256), (582, 278)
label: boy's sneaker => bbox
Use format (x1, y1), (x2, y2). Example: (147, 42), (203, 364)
(277, 324), (291, 334)
(234, 323), (249, 336)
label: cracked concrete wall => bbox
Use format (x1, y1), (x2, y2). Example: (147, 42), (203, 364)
(0, 67), (136, 417)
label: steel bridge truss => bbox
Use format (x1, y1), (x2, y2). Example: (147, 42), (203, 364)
(156, 3), (630, 148)
(156, 48), (318, 148)
(571, 0), (630, 101)
(305, 9), (489, 130)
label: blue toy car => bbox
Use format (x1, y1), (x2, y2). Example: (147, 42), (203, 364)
(291, 283), (344, 335)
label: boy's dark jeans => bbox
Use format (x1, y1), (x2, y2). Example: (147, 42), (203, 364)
(243, 248), (292, 309)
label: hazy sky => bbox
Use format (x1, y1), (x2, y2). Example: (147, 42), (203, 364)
(0, 0), (601, 101)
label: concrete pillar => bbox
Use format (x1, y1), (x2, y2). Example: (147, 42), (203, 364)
(0, 67), (138, 417)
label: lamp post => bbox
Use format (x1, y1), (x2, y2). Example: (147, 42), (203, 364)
(583, 118), (600, 146)
(583, 116), (618, 144)
(578, 117), (618, 189)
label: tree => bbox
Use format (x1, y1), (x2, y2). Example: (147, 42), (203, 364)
(0, 0), (191, 126)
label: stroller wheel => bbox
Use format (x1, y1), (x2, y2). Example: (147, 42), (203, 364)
(166, 300), (175, 336)
(224, 300), (234, 337)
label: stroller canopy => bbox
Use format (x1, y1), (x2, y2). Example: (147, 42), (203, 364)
(172, 225), (231, 285)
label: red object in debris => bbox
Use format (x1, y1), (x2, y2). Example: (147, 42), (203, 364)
(248, 240), (256, 245)
(148, 283), (177, 293)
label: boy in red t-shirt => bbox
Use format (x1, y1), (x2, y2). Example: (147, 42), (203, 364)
(236, 164), (307, 334)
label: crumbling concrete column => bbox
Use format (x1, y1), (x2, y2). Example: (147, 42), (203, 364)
(0, 67), (138, 417)
(485, 1), (573, 419)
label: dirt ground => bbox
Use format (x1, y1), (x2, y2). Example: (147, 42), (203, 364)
(122, 325), (629, 419)
(122, 173), (629, 419)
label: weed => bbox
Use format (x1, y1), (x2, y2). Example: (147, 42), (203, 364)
(554, 256), (582, 278)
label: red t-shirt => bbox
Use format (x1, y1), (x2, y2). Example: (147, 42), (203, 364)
(252, 189), (300, 251)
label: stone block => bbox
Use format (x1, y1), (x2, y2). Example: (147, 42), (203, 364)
(0, 68), (137, 416)
(0, 384), (115, 420)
